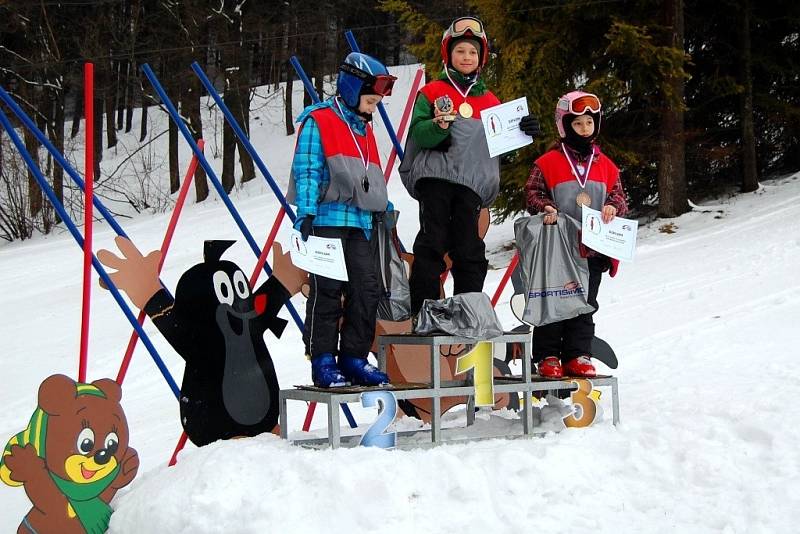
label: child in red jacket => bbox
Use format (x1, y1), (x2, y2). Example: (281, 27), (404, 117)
(525, 91), (628, 378)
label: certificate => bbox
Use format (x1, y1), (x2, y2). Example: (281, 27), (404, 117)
(580, 205), (638, 262)
(481, 97), (533, 158)
(288, 229), (348, 281)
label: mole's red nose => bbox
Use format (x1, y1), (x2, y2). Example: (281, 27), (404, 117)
(254, 294), (267, 315)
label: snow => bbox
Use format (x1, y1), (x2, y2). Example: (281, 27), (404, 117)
(2, 63), (800, 533)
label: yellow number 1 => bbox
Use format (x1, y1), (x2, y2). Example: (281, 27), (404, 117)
(455, 341), (495, 406)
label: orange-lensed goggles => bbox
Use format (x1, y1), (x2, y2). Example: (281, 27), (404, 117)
(567, 94), (602, 115)
(450, 17), (486, 38)
(339, 63), (396, 96)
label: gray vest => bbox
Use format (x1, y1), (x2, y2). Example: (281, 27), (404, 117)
(399, 117), (500, 207)
(287, 108), (388, 213)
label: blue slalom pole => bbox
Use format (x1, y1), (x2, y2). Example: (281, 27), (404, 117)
(289, 56), (321, 104)
(345, 31), (404, 160)
(190, 62), (296, 222)
(0, 108), (181, 399)
(141, 63), (304, 332)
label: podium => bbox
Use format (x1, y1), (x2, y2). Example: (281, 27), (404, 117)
(279, 331), (619, 448)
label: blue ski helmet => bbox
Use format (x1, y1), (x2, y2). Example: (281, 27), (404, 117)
(337, 52), (395, 109)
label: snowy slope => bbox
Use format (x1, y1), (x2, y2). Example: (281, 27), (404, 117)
(1, 63), (799, 533)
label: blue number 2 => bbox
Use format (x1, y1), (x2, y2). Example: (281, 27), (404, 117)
(359, 391), (397, 449)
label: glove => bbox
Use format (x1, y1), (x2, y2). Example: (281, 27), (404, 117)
(299, 215), (314, 242)
(519, 114), (541, 138)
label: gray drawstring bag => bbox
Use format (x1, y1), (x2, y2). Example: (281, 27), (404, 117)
(374, 211), (412, 321)
(414, 292), (504, 339)
(514, 214), (595, 326)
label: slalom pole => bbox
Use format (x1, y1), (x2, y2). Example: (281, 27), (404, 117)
(116, 139), (205, 385)
(345, 31), (404, 159)
(0, 107), (181, 398)
(289, 56), (321, 104)
(167, 432), (189, 467)
(249, 207), (285, 287)
(382, 67), (424, 183)
(141, 63), (304, 332)
(491, 252), (519, 307)
(78, 63), (94, 383)
(191, 62), (297, 221)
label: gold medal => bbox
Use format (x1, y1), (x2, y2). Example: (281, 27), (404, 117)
(576, 191), (592, 207)
(458, 102), (473, 118)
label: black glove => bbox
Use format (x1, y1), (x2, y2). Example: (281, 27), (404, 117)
(519, 114), (541, 138)
(299, 215), (314, 242)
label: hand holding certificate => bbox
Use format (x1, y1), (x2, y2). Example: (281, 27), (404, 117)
(580, 205), (638, 262)
(481, 97), (533, 158)
(288, 229), (348, 281)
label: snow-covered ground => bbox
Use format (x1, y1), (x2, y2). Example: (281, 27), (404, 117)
(2, 63), (800, 533)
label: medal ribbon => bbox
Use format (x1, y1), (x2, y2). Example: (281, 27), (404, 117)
(335, 97), (371, 174)
(561, 143), (595, 189)
(444, 69), (477, 109)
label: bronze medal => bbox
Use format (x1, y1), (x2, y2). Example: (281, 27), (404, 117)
(576, 191), (592, 207)
(458, 102), (474, 118)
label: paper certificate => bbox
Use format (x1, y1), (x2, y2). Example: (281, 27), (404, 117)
(288, 229), (348, 281)
(481, 97), (533, 158)
(580, 205), (639, 262)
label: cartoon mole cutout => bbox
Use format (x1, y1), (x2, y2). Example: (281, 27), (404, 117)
(1, 374), (139, 534)
(98, 238), (305, 446)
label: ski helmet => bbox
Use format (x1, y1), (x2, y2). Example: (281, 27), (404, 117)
(441, 17), (489, 69)
(336, 52), (396, 109)
(555, 91), (602, 139)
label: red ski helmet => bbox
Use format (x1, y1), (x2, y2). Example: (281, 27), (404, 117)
(441, 17), (490, 69)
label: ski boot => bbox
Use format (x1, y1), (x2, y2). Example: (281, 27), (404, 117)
(311, 353), (347, 388)
(537, 356), (563, 378)
(338, 354), (389, 386)
(563, 355), (596, 378)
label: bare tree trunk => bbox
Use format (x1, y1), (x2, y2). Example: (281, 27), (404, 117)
(71, 81), (83, 139)
(93, 92), (103, 179)
(221, 72), (238, 192)
(739, 0), (759, 193)
(24, 126), (42, 218)
(50, 87), (65, 224)
(168, 117), (179, 193)
(139, 76), (149, 143)
(657, 0), (689, 218)
(183, 76), (208, 201)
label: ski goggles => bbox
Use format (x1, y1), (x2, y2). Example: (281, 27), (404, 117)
(339, 63), (397, 96)
(560, 93), (602, 115)
(449, 17), (486, 39)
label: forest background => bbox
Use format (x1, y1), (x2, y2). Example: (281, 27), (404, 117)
(0, 0), (797, 241)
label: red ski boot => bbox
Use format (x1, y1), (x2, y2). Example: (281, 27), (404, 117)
(537, 356), (563, 378)
(563, 356), (596, 378)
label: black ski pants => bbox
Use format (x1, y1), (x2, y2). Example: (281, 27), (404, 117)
(303, 226), (380, 359)
(532, 256), (609, 362)
(409, 179), (488, 314)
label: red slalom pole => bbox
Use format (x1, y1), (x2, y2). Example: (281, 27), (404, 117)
(249, 206), (286, 287)
(116, 139), (205, 385)
(491, 252), (519, 307)
(382, 67), (424, 183)
(78, 63), (94, 383)
(302, 402), (317, 432)
(167, 432), (189, 467)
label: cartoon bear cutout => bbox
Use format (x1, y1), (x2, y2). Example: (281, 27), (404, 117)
(1, 374), (139, 534)
(98, 238), (306, 446)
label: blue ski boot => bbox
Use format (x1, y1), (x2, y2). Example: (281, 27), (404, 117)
(338, 355), (389, 386)
(311, 353), (347, 388)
